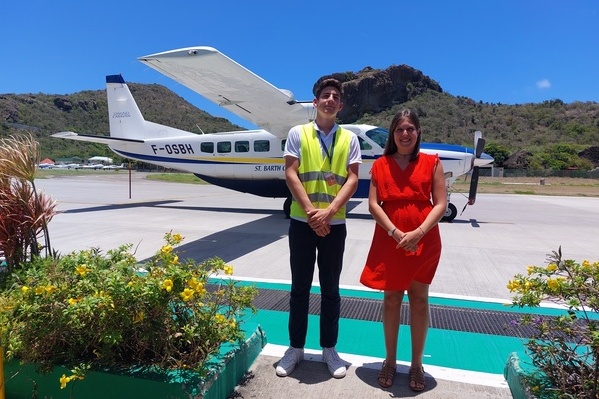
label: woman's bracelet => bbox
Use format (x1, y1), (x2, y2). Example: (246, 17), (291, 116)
(418, 226), (425, 235)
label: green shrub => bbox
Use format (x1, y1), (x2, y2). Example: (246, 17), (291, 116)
(0, 232), (257, 389)
(508, 248), (599, 398)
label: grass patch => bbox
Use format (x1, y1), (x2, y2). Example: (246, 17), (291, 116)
(513, 190), (536, 195)
(36, 169), (114, 178)
(145, 173), (207, 184)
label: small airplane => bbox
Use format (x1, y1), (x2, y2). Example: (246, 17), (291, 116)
(53, 46), (493, 221)
(102, 163), (126, 170)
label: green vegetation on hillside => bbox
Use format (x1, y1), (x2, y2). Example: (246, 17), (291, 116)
(1, 82), (598, 170)
(0, 83), (243, 161)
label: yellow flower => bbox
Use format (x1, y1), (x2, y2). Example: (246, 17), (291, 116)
(172, 233), (183, 244)
(170, 255), (179, 265)
(59, 374), (74, 389)
(526, 266), (535, 275)
(214, 313), (226, 323)
(181, 288), (195, 302)
(161, 244), (173, 255)
(547, 278), (560, 291)
(223, 265), (234, 275)
(507, 280), (521, 292)
(45, 285), (57, 294)
(68, 298), (80, 306)
(188, 278), (206, 294)
(162, 279), (174, 292)
(546, 263), (558, 272)
(34, 286), (45, 295)
(75, 264), (89, 276)
(21, 286), (29, 293)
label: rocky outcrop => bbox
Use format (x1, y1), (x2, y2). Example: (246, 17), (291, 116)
(579, 146), (599, 166)
(503, 150), (533, 169)
(53, 98), (73, 112)
(316, 65), (443, 123)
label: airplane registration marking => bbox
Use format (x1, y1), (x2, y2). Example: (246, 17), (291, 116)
(150, 144), (195, 155)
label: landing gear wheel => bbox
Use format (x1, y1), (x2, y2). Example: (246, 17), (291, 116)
(442, 203), (457, 222)
(283, 197), (291, 219)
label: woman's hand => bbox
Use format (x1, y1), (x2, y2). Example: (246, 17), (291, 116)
(395, 228), (424, 252)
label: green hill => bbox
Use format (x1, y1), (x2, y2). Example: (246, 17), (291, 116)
(0, 83), (243, 162)
(1, 74), (598, 170)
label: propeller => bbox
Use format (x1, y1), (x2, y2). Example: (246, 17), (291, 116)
(468, 133), (486, 205)
(461, 131), (486, 213)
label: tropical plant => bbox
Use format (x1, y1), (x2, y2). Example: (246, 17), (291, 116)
(0, 134), (57, 283)
(508, 248), (599, 398)
(0, 231), (258, 392)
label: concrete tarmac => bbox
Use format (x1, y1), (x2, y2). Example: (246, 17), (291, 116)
(33, 172), (599, 398)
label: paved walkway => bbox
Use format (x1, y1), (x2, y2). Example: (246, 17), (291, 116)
(231, 351), (512, 399)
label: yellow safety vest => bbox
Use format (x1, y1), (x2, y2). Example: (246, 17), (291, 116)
(290, 123), (351, 221)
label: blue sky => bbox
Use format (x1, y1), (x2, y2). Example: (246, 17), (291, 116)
(2, 0), (598, 129)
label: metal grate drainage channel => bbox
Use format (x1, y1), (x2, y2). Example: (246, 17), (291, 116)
(210, 285), (539, 338)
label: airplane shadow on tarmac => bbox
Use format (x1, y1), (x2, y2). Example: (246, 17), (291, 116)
(63, 199), (485, 264)
(148, 208), (290, 264)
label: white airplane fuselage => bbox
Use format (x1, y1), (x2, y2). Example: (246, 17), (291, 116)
(105, 125), (484, 200)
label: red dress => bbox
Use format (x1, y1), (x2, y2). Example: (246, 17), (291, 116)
(360, 154), (442, 291)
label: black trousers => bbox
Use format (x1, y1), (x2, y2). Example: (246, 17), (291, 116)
(288, 219), (346, 348)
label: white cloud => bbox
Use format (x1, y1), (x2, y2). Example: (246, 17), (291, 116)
(536, 79), (551, 89)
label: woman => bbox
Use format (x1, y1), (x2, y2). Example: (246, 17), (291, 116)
(360, 109), (447, 391)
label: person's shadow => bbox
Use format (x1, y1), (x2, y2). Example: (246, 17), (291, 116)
(355, 361), (438, 397)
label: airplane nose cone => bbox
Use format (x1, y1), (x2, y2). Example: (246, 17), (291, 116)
(474, 152), (494, 167)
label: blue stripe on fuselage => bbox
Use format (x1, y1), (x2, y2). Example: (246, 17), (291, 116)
(112, 149), (273, 165)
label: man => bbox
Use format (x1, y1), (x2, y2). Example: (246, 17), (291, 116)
(277, 78), (361, 379)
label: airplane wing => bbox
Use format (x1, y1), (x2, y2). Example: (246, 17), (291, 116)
(138, 46), (315, 138)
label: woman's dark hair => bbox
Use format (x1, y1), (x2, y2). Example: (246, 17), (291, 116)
(384, 109), (421, 161)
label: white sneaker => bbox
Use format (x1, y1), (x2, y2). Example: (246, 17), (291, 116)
(276, 347), (304, 377)
(322, 347), (346, 378)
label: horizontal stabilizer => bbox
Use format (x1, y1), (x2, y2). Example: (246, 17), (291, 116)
(52, 131), (145, 144)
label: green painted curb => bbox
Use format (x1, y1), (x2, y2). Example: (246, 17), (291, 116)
(202, 324), (267, 399)
(504, 352), (534, 399)
(3, 324), (266, 398)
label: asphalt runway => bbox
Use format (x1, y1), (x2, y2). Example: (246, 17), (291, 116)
(35, 171), (598, 303)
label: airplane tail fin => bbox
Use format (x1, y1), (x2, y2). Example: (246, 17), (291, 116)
(106, 74), (195, 140)
(106, 75), (146, 139)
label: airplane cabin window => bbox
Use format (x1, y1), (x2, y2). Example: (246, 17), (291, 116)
(358, 137), (372, 150)
(235, 141), (249, 153)
(217, 141), (231, 153)
(200, 142), (214, 153)
(365, 127), (390, 149)
(254, 140), (270, 152)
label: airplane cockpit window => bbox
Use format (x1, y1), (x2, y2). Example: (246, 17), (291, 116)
(281, 139), (286, 151)
(200, 142), (214, 153)
(358, 137), (372, 150)
(254, 140), (270, 152)
(365, 127), (389, 149)
(217, 141), (231, 153)
(235, 141), (249, 153)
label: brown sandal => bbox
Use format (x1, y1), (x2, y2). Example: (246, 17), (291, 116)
(409, 366), (426, 392)
(377, 360), (396, 388)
